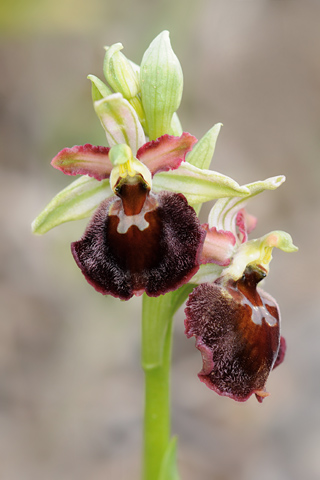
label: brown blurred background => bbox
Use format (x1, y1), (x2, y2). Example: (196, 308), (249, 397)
(1, 0), (319, 479)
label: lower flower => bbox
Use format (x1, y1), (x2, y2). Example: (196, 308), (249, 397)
(185, 266), (286, 402)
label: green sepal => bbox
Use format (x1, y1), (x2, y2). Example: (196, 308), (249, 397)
(152, 162), (250, 205)
(87, 74), (113, 102)
(31, 176), (111, 235)
(159, 436), (180, 480)
(186, 123), (222, 170)
(140, 31), (183, 140)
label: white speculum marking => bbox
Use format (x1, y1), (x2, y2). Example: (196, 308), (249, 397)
(250, 304), (277, 327)
(117, 211), (149, 234)
(109, 193), (159, 235)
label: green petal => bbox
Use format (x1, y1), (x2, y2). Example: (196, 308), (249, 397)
(152, 162), (250, 204)
(208, 175), (286, 232)
(140, 31), (183, 140)
(94, 93), (146, 152)
(31, 176), (111, 235)
(186, 123), (222, 170)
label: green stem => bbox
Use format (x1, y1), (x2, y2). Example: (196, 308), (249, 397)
(141, 285), (195, 480)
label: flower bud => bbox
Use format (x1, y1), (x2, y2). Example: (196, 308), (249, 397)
(140, 31), (183, 140)
(103, 43), (140, 99)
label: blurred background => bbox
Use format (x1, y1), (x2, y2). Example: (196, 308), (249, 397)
(1, 0), (319, 479)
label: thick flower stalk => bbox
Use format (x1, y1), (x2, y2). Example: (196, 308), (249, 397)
(32, 30), (297, 480)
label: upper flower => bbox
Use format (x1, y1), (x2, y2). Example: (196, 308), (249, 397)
(49, 133), (208, 300)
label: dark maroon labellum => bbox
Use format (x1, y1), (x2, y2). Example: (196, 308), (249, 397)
(71, 183), (205, 300)
(185, 267), (286, 402)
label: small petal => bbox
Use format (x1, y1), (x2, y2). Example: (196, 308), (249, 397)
(71, 190), (205, 300)
(200, 224), (236, 266)
(152, 162), (250, 204)
(140, 31), (183, 140)
(136, 133), (197, 176)
(94, 93), (146, 152)
(32, 176), (112, 235)
(236, 208), (257, 243)
(51, 144), (112, 180)
(185, 267), (283, 402)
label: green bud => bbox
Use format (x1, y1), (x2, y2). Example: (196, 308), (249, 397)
(87, 74), (112, 102)
(140, 31), (183, 140)
(103, 43), (140, 99)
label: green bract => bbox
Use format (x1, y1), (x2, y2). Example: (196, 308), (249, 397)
(140, 31), (183, 140)
(186, 123), (223, 170)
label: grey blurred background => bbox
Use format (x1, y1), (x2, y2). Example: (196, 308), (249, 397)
(1, 0), (319, 479)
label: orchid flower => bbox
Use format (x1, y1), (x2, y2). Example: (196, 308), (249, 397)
(185, 179), (298, 402)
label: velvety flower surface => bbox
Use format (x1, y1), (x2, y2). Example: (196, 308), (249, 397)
(72, 187), (205, 300)
(185, 266), (286, 402)
(51, 133), (206, 299)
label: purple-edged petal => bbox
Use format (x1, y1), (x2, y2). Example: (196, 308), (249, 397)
(185, 267), (283, 403)
(236, 208), (257, 243)
(200, 224), (236, 266)
(51, 144), (112, 180)
(71, 188), (205, 300)
(136, 133), (197, 176)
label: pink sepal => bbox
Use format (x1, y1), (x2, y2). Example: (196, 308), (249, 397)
(51, 144), (112, 180)
(200, 224), (236, 266)
(136, 132), (197, 176)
